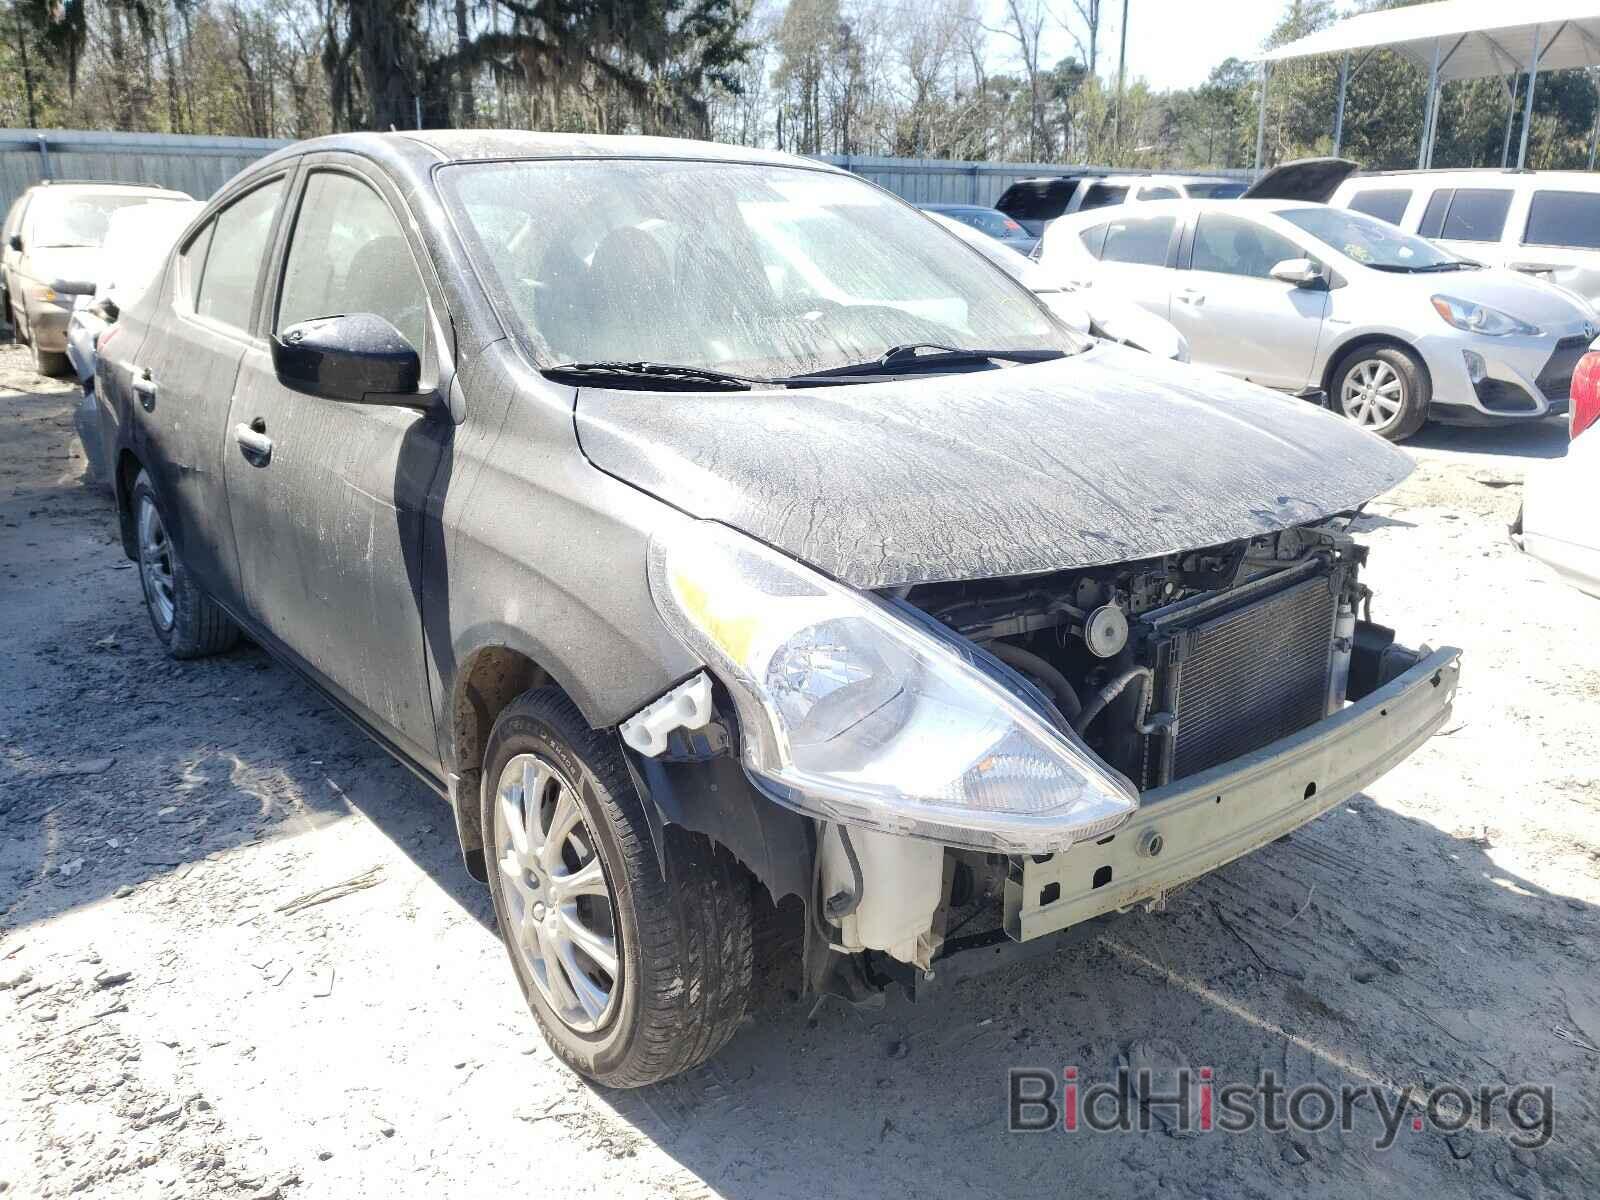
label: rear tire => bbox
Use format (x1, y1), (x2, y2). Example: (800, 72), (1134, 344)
(131, 469), (240, 659)
(1331, 345), (1429, 442)
(482, 686), (753, 1088)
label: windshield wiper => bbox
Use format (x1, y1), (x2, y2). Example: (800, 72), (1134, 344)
(1367, 259), (1479, 274)
(783, 343), (1065, 383)
(541, 360), (757, 391)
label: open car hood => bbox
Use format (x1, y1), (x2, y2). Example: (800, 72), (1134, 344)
(575, 345), (1412, 589)
(1242, 157), (1360, 202)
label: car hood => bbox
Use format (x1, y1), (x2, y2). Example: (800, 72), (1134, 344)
(575, 344), (1413, 589)
(1384, 266), (1595, 327)
(23, 246), (101, 286)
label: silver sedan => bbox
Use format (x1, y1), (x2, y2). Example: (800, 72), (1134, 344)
(1040, 198), (1596, 440)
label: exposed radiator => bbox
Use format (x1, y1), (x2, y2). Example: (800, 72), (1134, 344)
(1145, 572), (1341, 785)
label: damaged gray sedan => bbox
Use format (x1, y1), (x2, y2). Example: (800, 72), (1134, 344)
(97, 131), (1460, 1088)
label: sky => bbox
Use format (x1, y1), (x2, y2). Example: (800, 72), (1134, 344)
(982, 0), (1288, 92)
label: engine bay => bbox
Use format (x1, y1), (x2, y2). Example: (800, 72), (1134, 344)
(894, 520), (1377, 791)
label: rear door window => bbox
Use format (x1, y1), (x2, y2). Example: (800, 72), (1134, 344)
(1079, 183), (1129, 211)
(1347, 188), (1411, 226)
(1100, 215), (1175, 266)
(1523, 190), (1600, 249)
(1418, 188), (1512, 242)
(195, 180), (285, 331)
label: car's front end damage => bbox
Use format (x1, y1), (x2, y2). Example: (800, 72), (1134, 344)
(585, 346), (1459, 998)
(621, 516), (1458, 991)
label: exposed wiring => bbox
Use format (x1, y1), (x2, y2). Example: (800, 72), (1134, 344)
(811, 822), (866, 946)
(826, 823), (864, 920)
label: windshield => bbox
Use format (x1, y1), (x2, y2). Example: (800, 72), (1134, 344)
(30, 193), (184, 249)
(1276, 206), (1457, 270)
(441, 160), (1070, 380)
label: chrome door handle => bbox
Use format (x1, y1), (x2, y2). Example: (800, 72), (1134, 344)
(234, 423), (273, 462)
(131, 371), (156, 411)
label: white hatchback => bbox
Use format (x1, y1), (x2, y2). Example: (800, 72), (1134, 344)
(1039, 198), (1597, 440)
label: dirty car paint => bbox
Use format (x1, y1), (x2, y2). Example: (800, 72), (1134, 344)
(574, 342), (1413, 589)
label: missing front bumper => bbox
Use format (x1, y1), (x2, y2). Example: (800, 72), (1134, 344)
(1004, 646), (1461, 942)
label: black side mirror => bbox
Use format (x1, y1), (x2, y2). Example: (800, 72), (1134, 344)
(270, 313), (424, 407)
(7, 234), (21, 252)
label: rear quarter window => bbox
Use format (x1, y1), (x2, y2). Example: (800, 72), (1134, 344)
(1523, 190), (1600, 250)
(1078, 222), (1109, 258)
(1100, 215), (1174, 266)
(1347, 188), (1411, 226)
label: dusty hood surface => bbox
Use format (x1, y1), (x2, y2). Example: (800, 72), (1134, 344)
(575, 344), (1413, 589)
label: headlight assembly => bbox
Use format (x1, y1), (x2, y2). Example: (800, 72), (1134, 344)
(1431, 294), (1538, 337)
(646, 520), (1138, 853)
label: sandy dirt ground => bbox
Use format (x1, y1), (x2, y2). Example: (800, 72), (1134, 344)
(1, 341), (1597, 1199)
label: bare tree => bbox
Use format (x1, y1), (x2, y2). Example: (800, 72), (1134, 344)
(988, 0), (1046, 159)
(1062, 0), (1100, 77)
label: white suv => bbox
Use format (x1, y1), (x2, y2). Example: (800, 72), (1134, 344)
(1328, 170), (1600, 309)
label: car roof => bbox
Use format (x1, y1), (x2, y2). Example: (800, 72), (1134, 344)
(1052, 197), (1322, 225)
(279, 129), (824, 169)
(1342, 168), (1600, 189)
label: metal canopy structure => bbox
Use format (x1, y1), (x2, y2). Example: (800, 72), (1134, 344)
(1253, 1), (1600, 172)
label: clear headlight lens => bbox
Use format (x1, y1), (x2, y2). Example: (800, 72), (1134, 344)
(1431, 294), (1538, 337)
(646, 520), (1138, 853)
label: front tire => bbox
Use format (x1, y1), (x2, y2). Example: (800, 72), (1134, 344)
(131, 469), (240, 659)
(482, 687), (753, 1088)
(1332, 345), (1429, 442)
(31, 339), (68, 377)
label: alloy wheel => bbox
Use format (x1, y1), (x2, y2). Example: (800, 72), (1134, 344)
(1340, 359), (1404, 430)
(493, 753), (621, 1033)
(136, 495), (177, 632)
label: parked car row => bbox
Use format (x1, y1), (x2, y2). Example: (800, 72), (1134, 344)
(993, 172), (1248, 241)
(8, 137), (1589, 1093)
(84, 131), (1464, 1088)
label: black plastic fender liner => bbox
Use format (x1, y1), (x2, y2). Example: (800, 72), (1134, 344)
(620, 741), (816, 907)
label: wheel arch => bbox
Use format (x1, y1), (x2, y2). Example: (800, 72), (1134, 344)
(1320, 332), (1431, 399)
(114, 448), (143, 560)
(446, 642), (555, 881)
